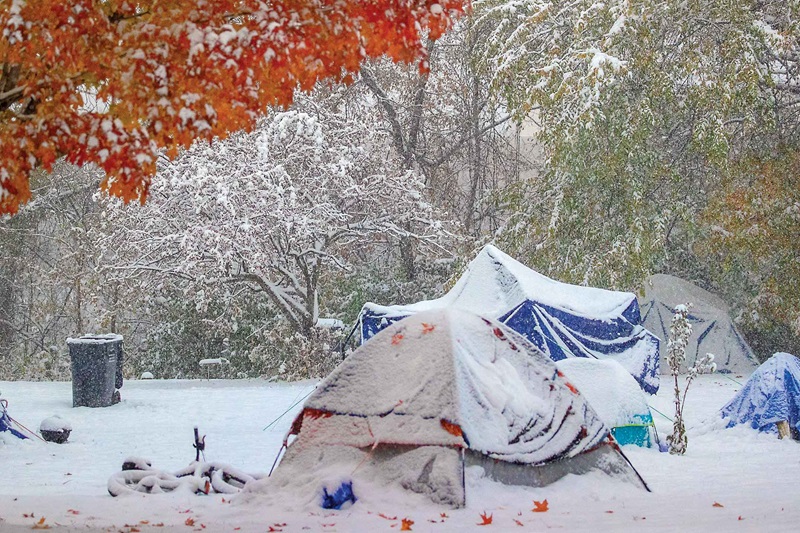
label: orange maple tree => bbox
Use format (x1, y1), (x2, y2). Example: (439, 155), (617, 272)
(0, 0), (466, 214)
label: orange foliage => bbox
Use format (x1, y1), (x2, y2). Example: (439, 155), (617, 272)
(0, 0), (467, 214)
(477, 511), (493, 525)
(532, 499), (549, 513)
(400, 518), (414, 530)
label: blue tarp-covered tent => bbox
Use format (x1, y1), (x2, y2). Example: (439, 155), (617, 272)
(720, 352), (800, 439)
(358, 245), (660, 394)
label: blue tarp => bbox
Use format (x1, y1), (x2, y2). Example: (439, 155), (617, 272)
(1, 399), (28, 440)
(719, 352), (800, 438)
(359, 245), (660, 394)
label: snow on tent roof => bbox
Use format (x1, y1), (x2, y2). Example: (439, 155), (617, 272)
(719, 352), (800, 438)
(555, 358), (654, 447)
(639, 274), (758, 374)
(261, 309), (648, 507)
(359, 244), (660, 394)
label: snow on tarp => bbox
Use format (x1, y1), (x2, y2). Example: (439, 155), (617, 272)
(555, 358), (654, 447)
(256, 309), (648, 507)
(639, 274), (758, 374)
(359, 244), (660, 394)
(1, 397), (28, 441)
(719, 352), (800, 438)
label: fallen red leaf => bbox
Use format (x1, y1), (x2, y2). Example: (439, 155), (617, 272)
(605, 510), (614, 514)
(379, 513), (397, 520)
(129, 528), (141, 533)
(712, 502), (724, 508)
(391, 333), (404, 345)
(185, 517), (196, 527)
(23, 513), (34, 518)
(421, 323), (435, 334)
(440, 513), (449, 519)
(179, 509), (192, 514)
(738, 516), (744, 521)
(401, 518), (414, 531)
(514, 519), (524, 527)
(477, 511), (493, 525)
(268, 527), (281, 532)
(66, 509), (80, 515)
(140, 521), (150, 525)
(154, 523), (164, 527)
(532, 500), (549, 513)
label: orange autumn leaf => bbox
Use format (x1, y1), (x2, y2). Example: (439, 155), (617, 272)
(185, 517), (195, 527)
(440, 513), (449, 519)
(401, 518), (414, 531)
(532, 500), (549, 513)
(0, 1), (467, 216)
(477, 511), (493, 525)
(391, 333), (404, 345)
(421, 323), (435, 334)
(32, 517), (50, 530)
(712, 502), (724, 508)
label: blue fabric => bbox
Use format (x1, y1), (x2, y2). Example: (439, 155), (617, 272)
(1, 403), (28, 439)
(362, 299), (660, 394)
(610, 413), (654, 447)
(321, 481), (357, 510)
(720, 352), (800, 436)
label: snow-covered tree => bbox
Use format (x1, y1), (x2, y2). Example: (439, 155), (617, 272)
(481, 0), (798, 293)
(98, 90), (455, 346)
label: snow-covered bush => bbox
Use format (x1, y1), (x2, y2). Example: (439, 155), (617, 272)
(666, 304), (716, 455)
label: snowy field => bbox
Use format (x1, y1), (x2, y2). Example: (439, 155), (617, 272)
(1, 374), (799, 532)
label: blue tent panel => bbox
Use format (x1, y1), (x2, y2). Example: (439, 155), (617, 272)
(720, 352), (800, 437)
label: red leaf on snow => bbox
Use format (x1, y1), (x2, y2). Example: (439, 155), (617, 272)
(713, 502), (724, 508)
(179, 509), (192, 514)
(477, 511), (493, 525)
(379, 513), (397, 520)
(185, 517), (195, 526)
(401, 518), (414, 531)
(391, 333), (404, 345)
(268, 527), (282, 532)
(738, 516), (744, 521)
(605, 510), (614, 514)
(66, 509), (80, 515)
(421, 323), (435, 334)
(440, 513), (449, 519)
(514, 519), (524, 527)
(532, 500), (549, 513)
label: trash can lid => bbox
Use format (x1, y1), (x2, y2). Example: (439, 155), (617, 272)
(66, 333), (123, 345)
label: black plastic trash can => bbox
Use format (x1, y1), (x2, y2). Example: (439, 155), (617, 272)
(67, 334), (124, 408)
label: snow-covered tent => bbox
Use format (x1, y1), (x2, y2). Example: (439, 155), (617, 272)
(358, 245), (660, 394)
(639, 274), (758, 374)
(555, 358), (655, 447)
(719, 352), (800, 439)
(262, 309), (649, 508)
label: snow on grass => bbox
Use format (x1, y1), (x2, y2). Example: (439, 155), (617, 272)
(1, 374), (799, 531)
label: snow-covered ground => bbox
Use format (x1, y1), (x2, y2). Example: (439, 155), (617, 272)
(1, 374), (798, 532)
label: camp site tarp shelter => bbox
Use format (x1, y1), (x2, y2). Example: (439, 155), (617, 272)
(260, 309), (649, 508)
(555, 358), (655, 447)
(639, 274), (758, 375)
(719, 352), (800, 440)
(358, 245), (661, 394)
